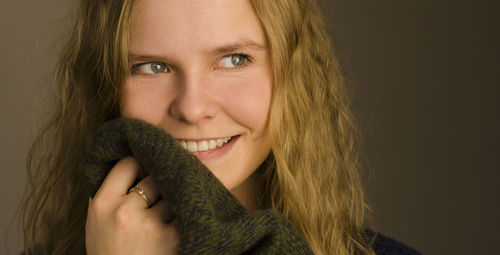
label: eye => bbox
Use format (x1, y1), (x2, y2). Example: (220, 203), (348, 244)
(217, 54), (250, 69)
(132, 62), (169, 74)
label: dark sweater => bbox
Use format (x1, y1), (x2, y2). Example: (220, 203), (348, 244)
(82, 118), (313, 254)
(23, 232), (420, 255)
(367, 230), (421, 255)
(81, 118), (420, 255)
(23, 230), (420, 254)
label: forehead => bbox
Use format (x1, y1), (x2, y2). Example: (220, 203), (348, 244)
(129, 0), (266, 55)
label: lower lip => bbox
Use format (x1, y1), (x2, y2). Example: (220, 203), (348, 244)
(192, 135), (240, 161)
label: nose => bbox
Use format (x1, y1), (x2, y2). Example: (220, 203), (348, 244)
(168, 74), (218, 124)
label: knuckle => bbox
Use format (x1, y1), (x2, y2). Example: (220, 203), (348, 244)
(88, 197), (107, 218)
(114, 204), (135, 227)
(142, 216), (161, 232)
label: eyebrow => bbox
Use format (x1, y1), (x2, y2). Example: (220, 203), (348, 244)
(207, 39), (266, 55)
(129, 39), (266, 62)
(129, 54), (168, 63)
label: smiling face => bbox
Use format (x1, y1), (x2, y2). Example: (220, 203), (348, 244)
(121, 0), (273, 207)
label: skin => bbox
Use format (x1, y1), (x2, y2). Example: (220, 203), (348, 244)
(86, 0), (273, 254)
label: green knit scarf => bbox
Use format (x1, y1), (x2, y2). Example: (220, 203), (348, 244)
(82, 118), (313, 254)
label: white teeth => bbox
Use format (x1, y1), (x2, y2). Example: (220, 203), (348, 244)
(177, 137), (233, 152)
(179, 141), (187, 150)
(198, 141), (209, 151)
(208, 140), (216, 150)
(187, 141), (198, 151)
(216, 139), (224, 147)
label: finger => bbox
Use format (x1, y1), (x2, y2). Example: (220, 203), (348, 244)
(148, 199), (176, 223)
(95, 157), (139, 199)
(127, 176), (161, 209)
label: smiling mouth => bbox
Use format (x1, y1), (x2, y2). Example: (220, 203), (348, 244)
(176, 136), (237, 152)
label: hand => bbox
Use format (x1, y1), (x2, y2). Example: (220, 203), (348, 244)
(85, 157), (179, 255)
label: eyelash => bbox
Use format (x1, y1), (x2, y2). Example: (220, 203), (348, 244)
(130, 53), (252, 75)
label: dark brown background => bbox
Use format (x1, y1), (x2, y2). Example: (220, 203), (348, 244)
(1, 1), (499, 254)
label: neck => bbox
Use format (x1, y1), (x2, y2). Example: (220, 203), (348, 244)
(230, 170), (265, 211)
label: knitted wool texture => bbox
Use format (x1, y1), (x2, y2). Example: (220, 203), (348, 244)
(82, 118), (314, 254)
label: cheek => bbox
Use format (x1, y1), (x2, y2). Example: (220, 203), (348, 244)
(221, 76), (273, 132)
(120, 80), (171, 123)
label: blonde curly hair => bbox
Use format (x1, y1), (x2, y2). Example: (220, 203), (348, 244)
(19, 0), (374, 254)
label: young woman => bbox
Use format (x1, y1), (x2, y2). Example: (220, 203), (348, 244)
(20, 0), (418, 254)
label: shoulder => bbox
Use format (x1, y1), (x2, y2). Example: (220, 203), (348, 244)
(365, 229), (421, 255)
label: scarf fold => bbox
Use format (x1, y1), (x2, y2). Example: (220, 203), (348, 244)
(82, 118), (313, 254)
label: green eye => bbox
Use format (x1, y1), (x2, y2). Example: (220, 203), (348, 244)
(133, 62), (169, 74)
(218, 54), (249, 68)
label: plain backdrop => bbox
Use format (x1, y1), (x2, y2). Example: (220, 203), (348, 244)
(1, 1), (499, 254)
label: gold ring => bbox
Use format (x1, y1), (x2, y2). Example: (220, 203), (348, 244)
(128, 186), (151, 208)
